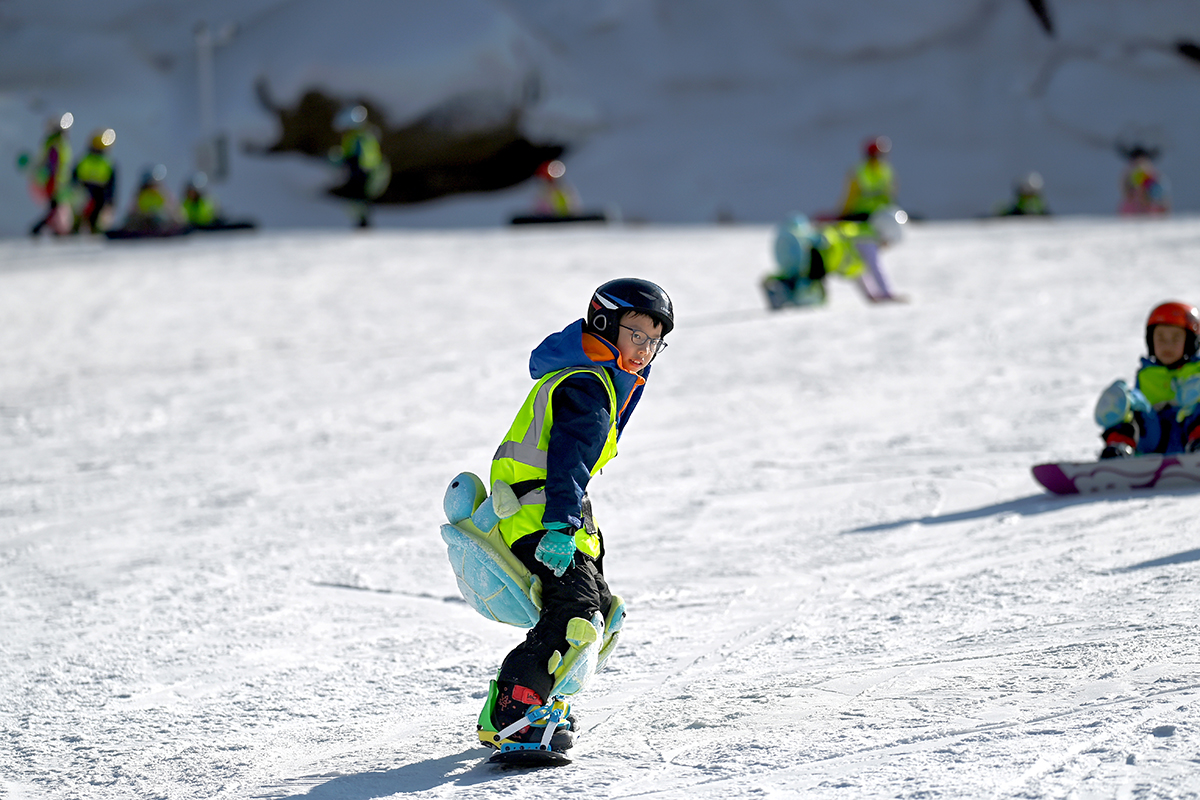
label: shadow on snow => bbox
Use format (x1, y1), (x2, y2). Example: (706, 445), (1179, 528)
(1113, 547), (1200, 573)
(844, 487), (1200, 535)
(845, 488), (1200, 574)
(259, 748), (526, 799)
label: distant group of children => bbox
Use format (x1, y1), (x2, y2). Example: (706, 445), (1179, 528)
(991, 146), (1169, 218)
(761, 133), (1176, 314)
(23, 113), (228, 237)
(763, 136), (908, 310)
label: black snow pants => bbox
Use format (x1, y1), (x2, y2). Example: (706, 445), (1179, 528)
(496, 523), (612, 708)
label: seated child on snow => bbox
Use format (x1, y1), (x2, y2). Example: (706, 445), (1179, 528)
(763, 209), (905, 309)
(476, 278), (674, 753)
(1095, 301), (1200, 458)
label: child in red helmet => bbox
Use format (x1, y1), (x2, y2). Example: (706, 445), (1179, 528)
(1094, 301), (1200, 458)
(840, 136), (898, 221)
(475, 278), (674, 756)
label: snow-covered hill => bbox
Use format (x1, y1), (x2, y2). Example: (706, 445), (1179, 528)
(2, 216), (1199, 798)
(3, 0), (1200, 235)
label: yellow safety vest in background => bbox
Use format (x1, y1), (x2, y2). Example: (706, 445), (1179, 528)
(75, 153), (113, 187)
(846, 160), (895, 216)
(818, 221), (872, 278)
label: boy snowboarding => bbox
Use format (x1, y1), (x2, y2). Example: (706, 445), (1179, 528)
(462, 278), (674, 762)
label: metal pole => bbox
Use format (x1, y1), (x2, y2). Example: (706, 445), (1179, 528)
(194, 22), (235, 180)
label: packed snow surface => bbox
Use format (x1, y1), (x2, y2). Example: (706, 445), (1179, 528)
(2, 216), (1200, 799)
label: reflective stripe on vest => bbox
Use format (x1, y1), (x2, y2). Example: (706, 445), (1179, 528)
(491, 365), (619, 556)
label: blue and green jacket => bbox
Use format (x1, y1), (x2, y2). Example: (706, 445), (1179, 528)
(1132, 357), (1200, 453)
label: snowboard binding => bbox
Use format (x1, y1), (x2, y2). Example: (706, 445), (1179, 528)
(479, 682), (576, 766)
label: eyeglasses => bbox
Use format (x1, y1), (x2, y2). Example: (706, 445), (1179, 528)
(619, 324), (668, 353)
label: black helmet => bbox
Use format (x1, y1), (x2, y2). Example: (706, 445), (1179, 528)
(585, 278), (674, 344)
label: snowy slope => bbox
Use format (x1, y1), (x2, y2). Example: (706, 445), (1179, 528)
(3, 0), (1200, 236)
(2, 217), (1199, 798)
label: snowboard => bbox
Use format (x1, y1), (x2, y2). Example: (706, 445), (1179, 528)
(509, 211), (608, 226)
(191, 219), (258, 233)
(489, 747), (572, 767)
(104, 225), (192, 240)
(1032, 451), (1200, 495)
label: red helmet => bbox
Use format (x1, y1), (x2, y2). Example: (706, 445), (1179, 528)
(1145, 301), (1200, 361)
(865, 136), (891, 158)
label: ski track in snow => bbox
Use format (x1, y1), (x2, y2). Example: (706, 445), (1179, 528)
(2, 218), (1199, 799)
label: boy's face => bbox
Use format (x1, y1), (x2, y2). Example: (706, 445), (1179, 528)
(615, 312), (665, 373)
(1152, 324), (1187, 364)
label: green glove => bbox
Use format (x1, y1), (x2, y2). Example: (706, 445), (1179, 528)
(535, 525), (577, 577)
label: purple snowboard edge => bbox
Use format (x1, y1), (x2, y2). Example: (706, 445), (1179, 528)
(1031, 463), (1078, 495)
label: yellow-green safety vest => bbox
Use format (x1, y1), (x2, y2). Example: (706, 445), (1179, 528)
(75, 153), (113, 187)
(37, 133), (73, 200)
(1137, 360), (1200, 407)
(846, 160), (895, 216)
(490, 366), (619, 558)
(183, 195), (218, 225)
(818, 221), (872, 279)
(342, 129), (383, 171)
(137, 186), (166, 214)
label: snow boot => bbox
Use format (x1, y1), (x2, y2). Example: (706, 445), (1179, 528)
(1099, 422), (1137, 459)
(1100, 441), (1135, 459)
(477, 680), (575, 751)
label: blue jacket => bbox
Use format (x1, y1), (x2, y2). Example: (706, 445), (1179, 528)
(1132, 356), (1200, 454)
(528, 319), (649, 530)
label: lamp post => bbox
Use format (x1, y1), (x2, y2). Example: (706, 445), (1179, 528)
(194, 21), (237, 181)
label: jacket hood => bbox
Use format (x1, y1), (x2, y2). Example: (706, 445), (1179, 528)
(529, 319), (650, 430)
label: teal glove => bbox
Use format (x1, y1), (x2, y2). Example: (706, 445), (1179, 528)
(1175, 374), (1200, 422)
(535, 525), (578, 577)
